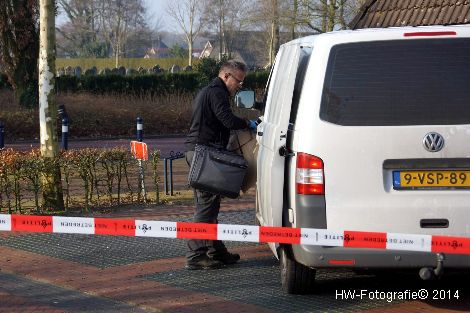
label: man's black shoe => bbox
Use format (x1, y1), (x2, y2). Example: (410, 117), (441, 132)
(185, 255), (224, 270)
(211, 252), (240, 265)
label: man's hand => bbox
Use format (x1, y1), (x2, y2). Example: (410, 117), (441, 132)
(247, 119), (257, 131)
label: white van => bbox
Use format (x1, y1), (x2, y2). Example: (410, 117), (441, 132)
(237, 25), (470, 294)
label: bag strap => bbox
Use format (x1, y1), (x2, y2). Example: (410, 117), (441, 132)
(235, 131), (244, 157)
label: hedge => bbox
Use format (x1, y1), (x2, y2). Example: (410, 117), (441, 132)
(0, 147), (163, 213)
(56, 71), (269, 95)
(0, 71), (269, 95)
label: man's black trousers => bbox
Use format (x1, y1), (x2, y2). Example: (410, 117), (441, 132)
(185, 150), (229, 261)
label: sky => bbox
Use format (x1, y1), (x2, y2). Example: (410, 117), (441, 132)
(145, 0), (175, 31)
(57, 0), (176, 31)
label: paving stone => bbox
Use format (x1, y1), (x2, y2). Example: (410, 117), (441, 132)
(0, 271), (149, 313)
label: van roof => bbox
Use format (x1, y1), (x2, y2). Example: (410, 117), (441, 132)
(285, 24), (470, 47)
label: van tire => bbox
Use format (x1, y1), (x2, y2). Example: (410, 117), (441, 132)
(280, 246), (316, 294)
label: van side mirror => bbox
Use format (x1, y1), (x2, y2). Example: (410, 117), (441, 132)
(235, 90), (255, 109)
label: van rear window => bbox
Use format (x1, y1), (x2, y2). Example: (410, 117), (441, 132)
(320, 39), (470, 126)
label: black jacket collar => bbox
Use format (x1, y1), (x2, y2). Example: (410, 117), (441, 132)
(209, 77), (229, 94)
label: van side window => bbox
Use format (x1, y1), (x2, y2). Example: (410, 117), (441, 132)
(290, 47), (312, 124)
(320, 39), (470, 126)
(265, 46), (300, 124)
(263, 48), (284, 124)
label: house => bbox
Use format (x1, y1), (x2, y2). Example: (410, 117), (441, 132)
(198, 31), (274, 68)
(144, 38), (170, 58)
(350, 0), (470, 29)
(199, 40), (251, 64)
(199, 41), (213, 59)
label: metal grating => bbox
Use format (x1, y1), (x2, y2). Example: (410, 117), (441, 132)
(145, 257), (398, 313)
(145, 257), (470, 312)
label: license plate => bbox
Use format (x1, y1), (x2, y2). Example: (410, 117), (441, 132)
(393, 170), (470, 189)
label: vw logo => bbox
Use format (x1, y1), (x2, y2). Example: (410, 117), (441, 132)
(423, 132), (444, 152)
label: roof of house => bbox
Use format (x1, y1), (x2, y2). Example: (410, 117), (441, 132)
(350, 0), (470, 29)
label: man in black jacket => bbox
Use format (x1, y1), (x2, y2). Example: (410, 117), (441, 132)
(185, 60), (253, 270)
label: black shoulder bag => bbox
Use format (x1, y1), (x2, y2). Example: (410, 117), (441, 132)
(188, 144), (248, 198)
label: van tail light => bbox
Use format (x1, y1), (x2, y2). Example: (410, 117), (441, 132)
(296, 152), (324, 195)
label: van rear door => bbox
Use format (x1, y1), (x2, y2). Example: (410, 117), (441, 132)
(314, 37), (470, 235)
(257, 43), (301, 243)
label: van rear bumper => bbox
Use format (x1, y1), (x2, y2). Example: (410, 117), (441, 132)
(292, 244), (470, 268)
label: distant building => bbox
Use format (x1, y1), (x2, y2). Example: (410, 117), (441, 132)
(199, 30), (315, 68)
(350, 0), (470, 29)
(199, 41), (213, 58)
(144, 38), (170, 58)
(198, 31), (269, 68)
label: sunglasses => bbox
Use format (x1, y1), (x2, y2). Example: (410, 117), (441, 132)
(228, 73), (244, 85)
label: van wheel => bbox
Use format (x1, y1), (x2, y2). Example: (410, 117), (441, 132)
(280, 246), (316, 294)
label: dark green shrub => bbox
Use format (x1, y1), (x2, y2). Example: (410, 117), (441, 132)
(81, 74), (128, 93)
(56, 75), (79, 93)
(194, 56), (228, 85)
(53, 70), (268, 96)
(164, 72), (200, 93)
(244, 71), (269, 91)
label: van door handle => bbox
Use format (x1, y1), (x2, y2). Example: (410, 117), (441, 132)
(257, 131), (263, 136)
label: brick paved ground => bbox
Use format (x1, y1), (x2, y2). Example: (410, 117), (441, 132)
(0, 196), (469, 312)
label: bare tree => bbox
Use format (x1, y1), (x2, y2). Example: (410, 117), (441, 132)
(286, 0), (299, 40)
(58, 0), (153, 59)
(57, 0), (107, 57)
(39, 0), (64, 209)
(245, 0), (364, 67)
(301, 0), (363, 32)
(166, 0), (206, 66)
(203, 0), (251, 59)
(250, 0), (280, 67)
(268, 0), (280, 65)
(97, 0), (146, 67)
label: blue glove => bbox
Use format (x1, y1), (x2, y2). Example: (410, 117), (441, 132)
(248, 119), (257, 131)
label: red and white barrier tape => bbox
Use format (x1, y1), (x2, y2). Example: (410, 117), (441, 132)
(1, 214), (470, 255)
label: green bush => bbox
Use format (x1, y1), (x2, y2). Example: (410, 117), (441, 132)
(194, 57), (227, 86)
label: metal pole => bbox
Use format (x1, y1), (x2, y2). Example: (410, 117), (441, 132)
(164, 158), (169, 195)
(139, 159), (147, 203)
(61, 117), (69, 150)
(136, 117), (143, 142)
(136, 116), (145, 202)
(169, 158), (174, 196)
(0, 121), (4, 149)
